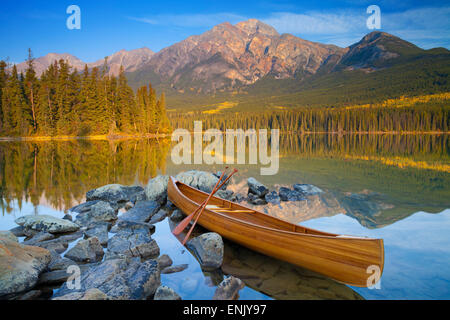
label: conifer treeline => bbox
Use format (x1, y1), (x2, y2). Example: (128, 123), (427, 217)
(169, 99), (449, 133)
(0, 51), (171, 136)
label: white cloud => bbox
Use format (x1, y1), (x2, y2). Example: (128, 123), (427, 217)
(128, 6), (450, 49)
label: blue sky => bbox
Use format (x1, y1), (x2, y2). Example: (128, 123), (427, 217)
(1, 0), (449, 63)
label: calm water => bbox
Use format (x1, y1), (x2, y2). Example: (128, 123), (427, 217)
(0, 134), (449, 300)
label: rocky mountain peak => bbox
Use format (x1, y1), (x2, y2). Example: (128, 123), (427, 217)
(235, 19), (279, 37)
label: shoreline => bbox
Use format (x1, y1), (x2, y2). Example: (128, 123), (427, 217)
(0, 131), (448, 142)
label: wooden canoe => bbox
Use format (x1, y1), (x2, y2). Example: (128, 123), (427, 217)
(168, 177), (384, 287)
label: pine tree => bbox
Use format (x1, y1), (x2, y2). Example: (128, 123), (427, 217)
(24, 49), (38, 132)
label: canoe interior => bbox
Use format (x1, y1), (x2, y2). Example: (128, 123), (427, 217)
(177, 181), (340, 238)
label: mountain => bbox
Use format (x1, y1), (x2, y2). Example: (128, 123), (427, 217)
(130, 19), (347, 93)
(16, 47), (154, 76)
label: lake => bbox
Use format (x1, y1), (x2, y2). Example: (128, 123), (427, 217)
(0, 133), (449, 300)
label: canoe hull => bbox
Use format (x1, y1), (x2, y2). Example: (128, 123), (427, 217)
(168, 177), (384, 287)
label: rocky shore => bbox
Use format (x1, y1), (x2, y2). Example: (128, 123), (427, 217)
(0, 170), (327, 300)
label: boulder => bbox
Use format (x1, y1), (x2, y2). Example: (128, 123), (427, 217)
(74, 201), (118, 227)
(157, 254), (173, 269)
(0, 231), (18, 242)
(23, 231), (55, 246)
(265, 191), (281, 205)
(84, 222), (110, 246)
(86, 184), (144, 204)
(144, 175), (169, 204)
(53, 258), (161, 300)
(175, 171), (219, 193)
(9, 226), (26, 237)
(48, 251), (77, 271)
(247, 177), (269, 197)
(169, 209), (184, 221)
(65, 237), (104, 263)
(278, 187), (291, 201)
(0, 237), (51, 298)
(187, 232), (223, 271)
(119, 200), (160, 223)
(154, 285), (181, 300)
(247, 193), (267, 205)
(212, 276), (245, 300)
(148, 209), (168, 224)
(107, 225), (159, 259)
(15, 215), (80, 234)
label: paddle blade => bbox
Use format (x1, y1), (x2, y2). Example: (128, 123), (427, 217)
(172, 212), (195, 235)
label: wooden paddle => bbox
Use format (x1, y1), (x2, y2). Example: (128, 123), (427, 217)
(181, 168), (238, 245)
(172, 168), (229, 236)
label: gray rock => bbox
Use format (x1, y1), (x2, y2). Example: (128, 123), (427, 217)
(187, 232), (223, 271)
(9, 226), (26, 237)
(148, 209), (168, 224)
(0, 231), (18, 242)
(65, 237), (104, 263)
(247, 177), (269, 197)
(169, 209), (184, 221)
(62, 214), (73, 221)
(144, 175), (169, 204)
(38, 264), (91, 285)
(86, 184), (144, 204)
(52, 288), (110, 300)
(278, 187), (291, 201)
(293, 184), (323, 195)
(35, 239), (69, 254)
(107, 226), (159, 259)
(124, 202), (134, 210)
(175, 170), (219, 193)
(157, 254), (173, 269)
(48, 251), (77, 271)
(84, 222), (110, 246)
(74, 201), (118, 227)
(109, 219), (155, 234)
(286, 190), (306, 201)
(0, 237), (51, 298)
(154, 285), (181, 300)
(265, 191), (281, 204)
(15, 215), (80, 234)
(23, 231), (55, 246)
(247, 193), (267, 205)
(215, 189), (234, 200)
(161, 264), (188, 274)
(130, 190), (147, 203)
(212, 276), (245, 300)
(53, 258), (160, 300)
(17, 290), (42, 300)
(119, 200), (160, 223)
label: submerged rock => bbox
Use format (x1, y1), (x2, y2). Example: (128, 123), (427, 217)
(15, 215), (80, 234)
(293, 184), (323, 195)
(0, 237), (51, 298)
(145, 175), (169, 204)
(247, 177), (269, 198)
(148, 209), (168, 224)
(157, 254), (173, 269)
(247, 193), (267, 205)
(212, 276), (245, 300)
(154, 285), (181, 300)
(187, 232), (223, 271)
(161, 264), (188, 274)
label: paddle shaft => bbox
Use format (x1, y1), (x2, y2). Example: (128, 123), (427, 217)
(172, 170), (228, 236)
(181, 169), (238, 245)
